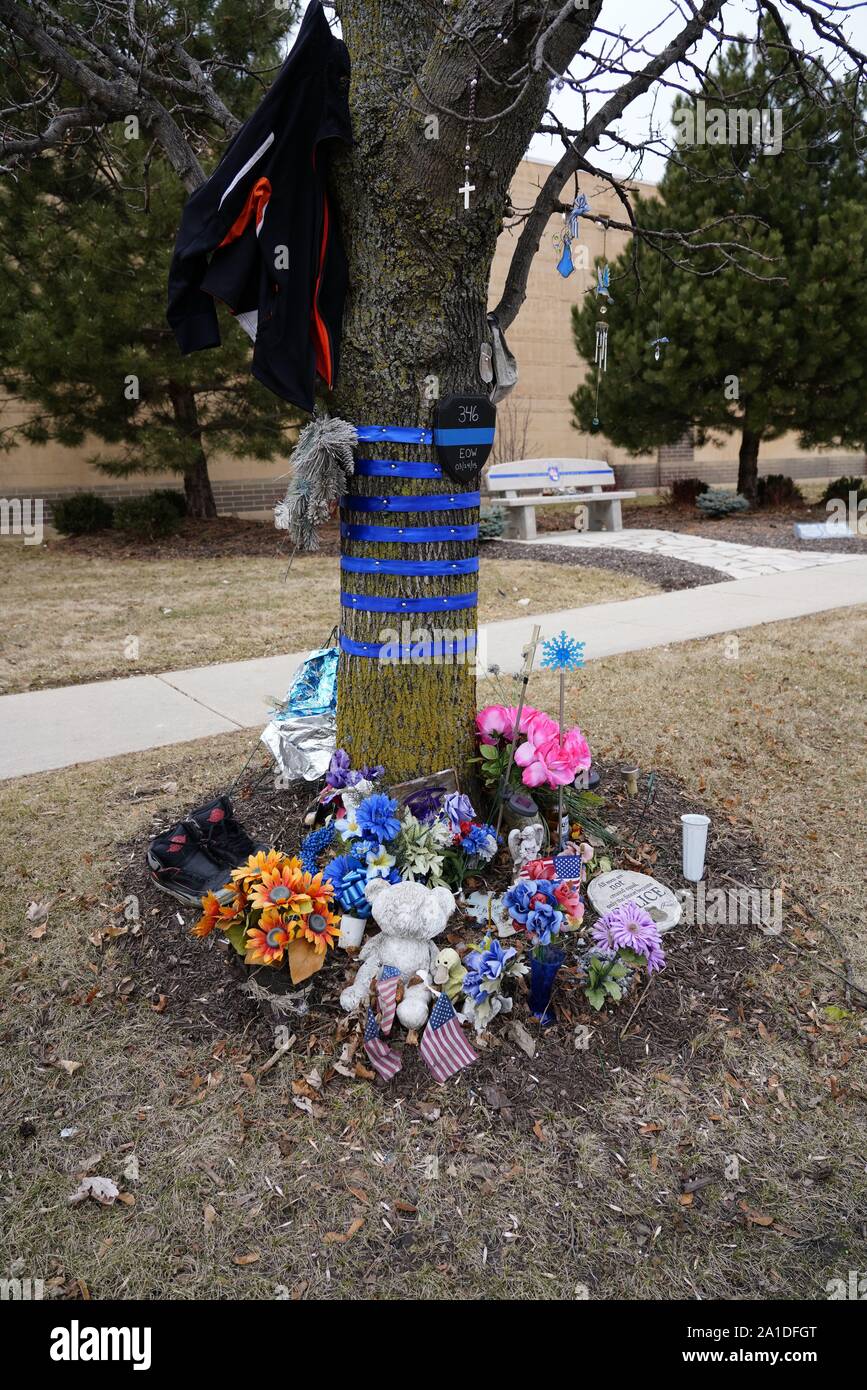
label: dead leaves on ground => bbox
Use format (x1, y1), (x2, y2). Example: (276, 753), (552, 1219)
(68, 1176), (133, 1209)
(323, 1217), (364, 1245)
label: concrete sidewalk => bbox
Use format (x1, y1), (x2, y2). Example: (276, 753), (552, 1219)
(2, 556), (866, 781)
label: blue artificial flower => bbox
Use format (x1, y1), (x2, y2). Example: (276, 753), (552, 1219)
(464, 938), (519, 1004)
(503, 880), (534, 924)
(355, 793), (401, 846)
(525, 902), (564, 946)
(299, 820), (336, 874)
(541, 630), (585, 672)
(459, 821), (498, 860)
(531, 878), (560, 906)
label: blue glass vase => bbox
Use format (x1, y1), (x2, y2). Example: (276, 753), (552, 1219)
(529, 947), (565, 1026)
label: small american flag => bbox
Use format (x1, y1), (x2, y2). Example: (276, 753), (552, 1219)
(377, 965), (401, 1036)
(553, 852), (584, 882)
(363, 1007), (402, 1081)
(420, 992), (477, 1083)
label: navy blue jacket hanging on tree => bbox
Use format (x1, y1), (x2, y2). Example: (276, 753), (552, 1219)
(167, 1), (352, 412)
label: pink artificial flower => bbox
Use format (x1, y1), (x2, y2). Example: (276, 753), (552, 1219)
(514, 732), (575, 787)
(476, 704), (511, 745)
(554, 881), (584, 920)
(476, 704), (541, 745)
(561, 727), (592, 774)
(522, 709), (560, 746)
(514, 720), (592, 788)
(523, 858), (556, 880)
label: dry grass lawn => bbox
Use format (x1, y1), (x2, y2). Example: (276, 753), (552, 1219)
(0, 543), (654, 695)
(0, 607), (865, 1301)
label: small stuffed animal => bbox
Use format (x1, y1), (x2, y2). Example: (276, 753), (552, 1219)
(339, 878), (456, 1030)
(432, 947), (466, 1003)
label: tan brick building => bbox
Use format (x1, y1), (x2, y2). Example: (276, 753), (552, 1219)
(2, 158), (862, 515)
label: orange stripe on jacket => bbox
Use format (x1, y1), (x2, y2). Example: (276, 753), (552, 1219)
(311, 191), (333, 386)
(218, 177), (272, 248)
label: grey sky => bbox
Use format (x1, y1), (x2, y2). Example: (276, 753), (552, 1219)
(528, 0), (867, 181)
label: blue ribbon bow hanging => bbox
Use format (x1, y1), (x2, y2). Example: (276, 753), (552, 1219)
(568, 193), (590, 240)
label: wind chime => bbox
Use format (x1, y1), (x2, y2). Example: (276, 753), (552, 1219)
(649, 245), (670, 362)
(592, 220), (613, 429)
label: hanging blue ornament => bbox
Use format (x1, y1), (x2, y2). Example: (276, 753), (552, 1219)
(556, 239), (574, 277)
(595, 265), (613, 302)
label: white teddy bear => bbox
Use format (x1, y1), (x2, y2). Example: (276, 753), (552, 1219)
(339, 878), (456, 1030)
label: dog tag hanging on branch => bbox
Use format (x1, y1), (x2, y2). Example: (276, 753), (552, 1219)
(433, 395), (496, 484)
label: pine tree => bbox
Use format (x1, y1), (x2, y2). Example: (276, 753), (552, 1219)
(571, 38), (867, 499)
(0, 2), (300, 517)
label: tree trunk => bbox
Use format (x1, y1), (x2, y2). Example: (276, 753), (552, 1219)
(168, 381), (218, 519)
(329, 4), (558, 781)
(737, 426), (761, 501)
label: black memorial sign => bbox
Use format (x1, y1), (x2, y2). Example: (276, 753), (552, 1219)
(433, 395), (496, 484)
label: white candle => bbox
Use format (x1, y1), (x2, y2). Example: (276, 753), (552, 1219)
(681, 814), (710, 882)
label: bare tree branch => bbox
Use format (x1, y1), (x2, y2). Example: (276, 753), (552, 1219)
(493, 0), (730, 328)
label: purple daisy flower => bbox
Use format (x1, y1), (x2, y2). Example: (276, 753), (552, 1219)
(594, 900), (667, 973)
(591, 915), (620, 957)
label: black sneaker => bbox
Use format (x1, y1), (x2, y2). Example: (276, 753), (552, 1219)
(185, 796), (268, 870)
(147, 822), (233, 908)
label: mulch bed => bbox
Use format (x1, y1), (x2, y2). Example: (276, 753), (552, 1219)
(620, 502), (866, 555)
(116, 759), (788, 1118)
(484, 539), (725, 591)
(48, 501), (865, 563)
(531, 498), (865, 554)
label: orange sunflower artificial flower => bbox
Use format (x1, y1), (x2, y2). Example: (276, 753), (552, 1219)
(230, 848), (284, 897)
(192, 891), (235, 938)
(244, 917), (295, 967)
(249, 857), (310, 916)
(300, 867), (339, 952)
(297, 907), (340, 955)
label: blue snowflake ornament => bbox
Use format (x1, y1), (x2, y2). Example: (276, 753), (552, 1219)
(541, 631), (585, 672)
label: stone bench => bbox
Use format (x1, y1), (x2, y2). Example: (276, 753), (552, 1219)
(486, 458), (636, 540)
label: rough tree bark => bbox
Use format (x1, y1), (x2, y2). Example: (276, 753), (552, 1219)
(168, 382), (218, 519)
(5, 0), (847, 777)
(330, 1), (597, 779)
